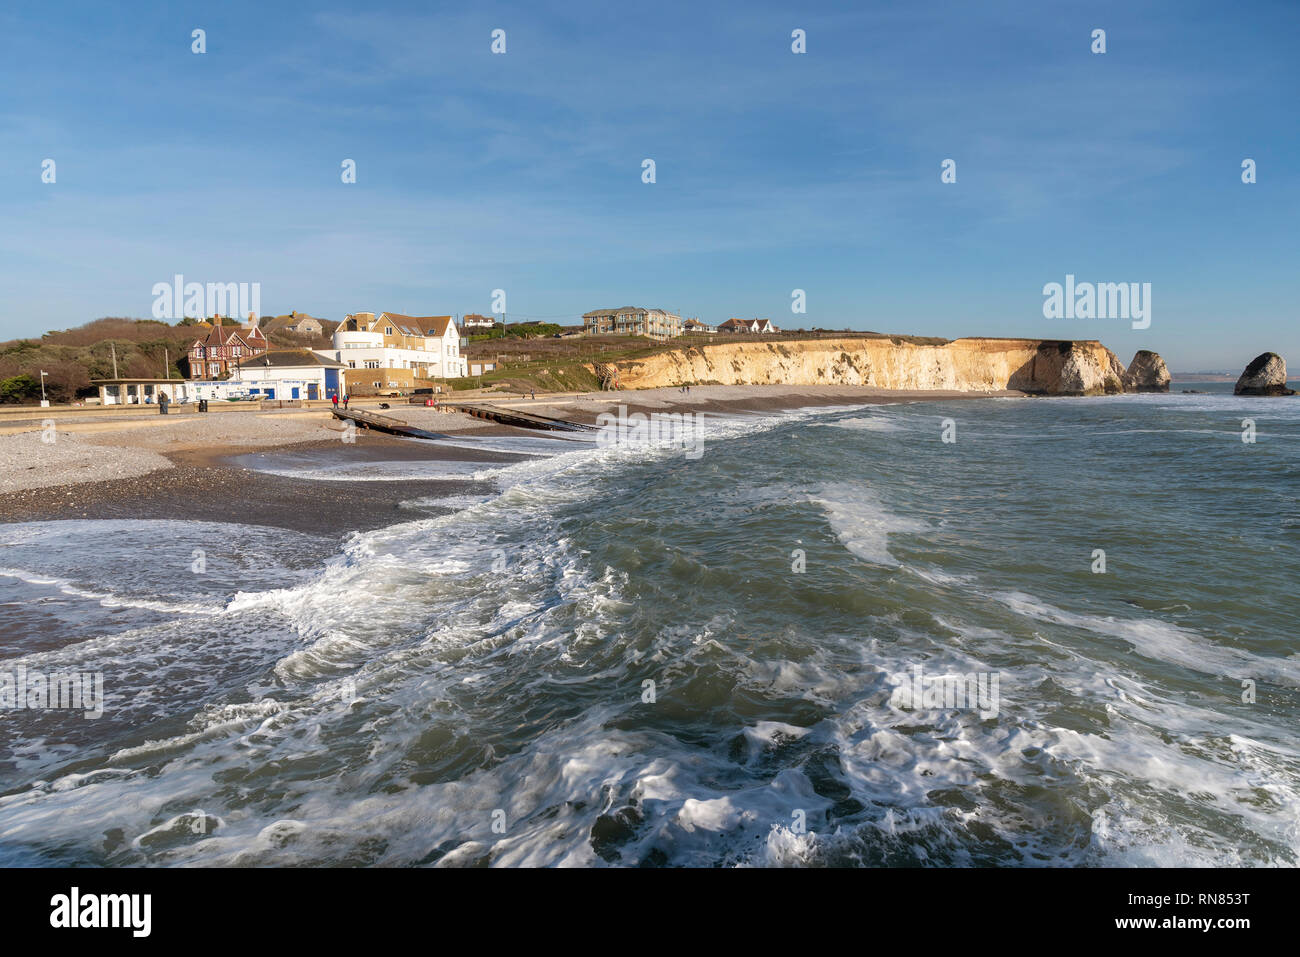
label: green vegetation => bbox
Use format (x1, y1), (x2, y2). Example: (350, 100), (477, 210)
(0, 314), (958, 404)
(467, 322), (564, 341)
(0, 313), (343, 404)
(0, 374), (40, 403)
(0, 318), (200, 403)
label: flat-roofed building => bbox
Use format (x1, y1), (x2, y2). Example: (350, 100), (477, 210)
(92, 378), (193, 406)
(582, 307), (683, 340)
(237, 349), (346, 401)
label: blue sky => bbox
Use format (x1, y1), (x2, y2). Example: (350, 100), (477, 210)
(2, 0), (1296, 370)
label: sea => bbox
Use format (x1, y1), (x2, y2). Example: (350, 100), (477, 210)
(0, 382), (1296, 867)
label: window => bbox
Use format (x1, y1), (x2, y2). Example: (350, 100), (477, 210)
(364, 360), (380, 369)
(385, 326), (394, 336)
(209, 363), (220, 375)
(372, 381), (381, 388)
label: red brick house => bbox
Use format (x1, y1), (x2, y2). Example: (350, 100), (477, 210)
(185, 315), (267, 379)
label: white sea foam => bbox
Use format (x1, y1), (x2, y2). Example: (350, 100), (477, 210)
(2, 402), (1296, 868)
(249, 459), (502, 482)
(0, 567), (224, 615)
(992, 590), (1300, 687)
(811, 484), (931, 566)
(827, 415), (905, 433)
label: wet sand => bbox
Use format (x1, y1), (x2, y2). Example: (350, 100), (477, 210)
(0, 435), (523, 535)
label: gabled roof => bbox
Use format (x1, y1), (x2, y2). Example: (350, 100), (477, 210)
(193, 324), (260, 349)
(720, 317), (774, 331)
(263, 314), (326, 333)
(374, 313), (455, 338)
(371, 312), (457, 338)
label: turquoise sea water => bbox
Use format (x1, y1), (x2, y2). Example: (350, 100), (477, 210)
(0, 387), (1296, 866)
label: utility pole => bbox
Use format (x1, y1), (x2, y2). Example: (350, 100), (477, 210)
(164, 348), (170, 379)
(110, 341), (119, 379)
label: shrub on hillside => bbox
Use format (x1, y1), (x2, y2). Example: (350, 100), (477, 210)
(0, 374), (40, 404)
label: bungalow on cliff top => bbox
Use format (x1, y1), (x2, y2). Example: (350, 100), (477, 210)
(718, 318), (779, 334)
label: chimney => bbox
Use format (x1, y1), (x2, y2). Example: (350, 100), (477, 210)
(214, 314), (223, 327)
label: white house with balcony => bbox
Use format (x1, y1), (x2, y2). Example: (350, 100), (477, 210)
(330, 312), (467, 391)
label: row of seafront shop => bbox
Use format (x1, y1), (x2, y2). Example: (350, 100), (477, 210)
(92, 350), (347, 406)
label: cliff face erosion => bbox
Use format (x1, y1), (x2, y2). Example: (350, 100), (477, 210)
(596, 337), (1160, 395)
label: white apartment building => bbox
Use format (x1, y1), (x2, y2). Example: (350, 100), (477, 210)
(331, 312), (468, 391)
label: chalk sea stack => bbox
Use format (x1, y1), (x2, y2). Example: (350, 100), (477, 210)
(1122, 350), (1171, 392)
(1055, 342), (1126, 396)
(1234, 353), (1296, 396)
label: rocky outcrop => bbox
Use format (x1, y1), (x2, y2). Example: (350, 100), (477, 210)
(1054, 342), (1127, 396)
(1234, 353), (1295, 396)
(595, 336), (1139, 395)
(1122, 350), (1171, 392)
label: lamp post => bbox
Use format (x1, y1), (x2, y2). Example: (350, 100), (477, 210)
(39, 370), (49, 408)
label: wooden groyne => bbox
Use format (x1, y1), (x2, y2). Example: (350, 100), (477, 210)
(331, 408), (450, 440)
(441, 402), (595, 432)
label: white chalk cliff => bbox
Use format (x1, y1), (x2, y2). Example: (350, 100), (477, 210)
(595, 337), (1145, 395)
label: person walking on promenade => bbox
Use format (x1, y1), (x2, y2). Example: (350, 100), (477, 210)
(332, 394), (339, 410)
(343, 394), (350, 410)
